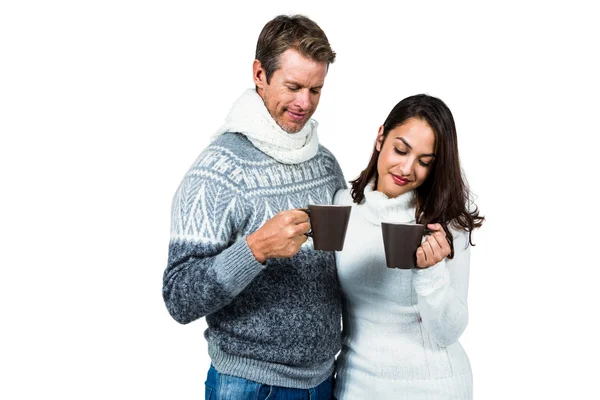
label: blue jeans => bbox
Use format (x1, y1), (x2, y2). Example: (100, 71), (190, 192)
(205, 365), (333, 400)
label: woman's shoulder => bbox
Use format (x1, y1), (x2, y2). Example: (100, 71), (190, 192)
(333, 188), (354, 206)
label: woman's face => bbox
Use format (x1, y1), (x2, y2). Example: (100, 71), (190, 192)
(375, 117), (436, 198)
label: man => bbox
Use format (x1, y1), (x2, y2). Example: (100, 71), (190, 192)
(163, 15), (346, 399)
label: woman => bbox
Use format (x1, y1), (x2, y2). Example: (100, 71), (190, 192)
(333, 94), (484, 399)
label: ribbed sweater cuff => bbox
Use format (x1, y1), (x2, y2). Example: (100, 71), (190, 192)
(216, 238), (266, 295)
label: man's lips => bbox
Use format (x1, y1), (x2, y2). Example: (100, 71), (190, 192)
(286, 110), (307, 121)
(391, 174), (410, 185)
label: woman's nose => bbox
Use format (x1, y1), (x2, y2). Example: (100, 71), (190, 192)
(396, 160), (413, 177)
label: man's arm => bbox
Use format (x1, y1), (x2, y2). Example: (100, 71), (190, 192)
(163, 174), (264, 324)
(163, 172), (311, 324)
(163, 238), (266, 324)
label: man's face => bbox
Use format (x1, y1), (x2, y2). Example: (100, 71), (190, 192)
(253, 49), (328, 133)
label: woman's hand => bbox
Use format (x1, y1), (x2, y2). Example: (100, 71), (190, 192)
(416, 223), (451, 269)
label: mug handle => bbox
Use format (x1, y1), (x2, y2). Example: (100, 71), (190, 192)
(299, 208), (313, 237)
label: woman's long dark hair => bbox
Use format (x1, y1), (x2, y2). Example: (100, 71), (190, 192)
(350, 94), (484, 257)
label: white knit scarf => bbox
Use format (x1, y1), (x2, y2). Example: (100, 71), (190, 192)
(211, 89), (319, 164)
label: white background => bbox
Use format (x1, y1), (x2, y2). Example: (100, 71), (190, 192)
(1, 1), (599, 399)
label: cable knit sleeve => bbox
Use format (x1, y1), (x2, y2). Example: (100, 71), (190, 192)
(412, 229), (470, 347)
(162, 150), (265, 324)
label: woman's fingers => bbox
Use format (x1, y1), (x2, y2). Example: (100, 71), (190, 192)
(417, 224), (451, 268)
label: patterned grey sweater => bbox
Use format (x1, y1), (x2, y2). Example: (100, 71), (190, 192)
(163, 132), (347, 388)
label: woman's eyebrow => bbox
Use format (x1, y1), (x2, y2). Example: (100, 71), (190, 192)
(396, 137), (436, 157)
(396, 137), (412, 149)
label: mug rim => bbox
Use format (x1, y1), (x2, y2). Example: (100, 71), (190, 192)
(381, 222), (424, 226)
(307, 204), (352, 208)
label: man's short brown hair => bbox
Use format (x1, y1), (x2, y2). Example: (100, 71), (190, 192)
(255, 15), (336, 83)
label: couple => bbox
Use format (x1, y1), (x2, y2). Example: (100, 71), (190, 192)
(162, 14), (484, 400)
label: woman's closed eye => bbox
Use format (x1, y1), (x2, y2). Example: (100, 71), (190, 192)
(394, 147), (432, 167)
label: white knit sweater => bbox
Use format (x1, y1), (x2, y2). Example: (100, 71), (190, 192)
(333, 186), (473, 400)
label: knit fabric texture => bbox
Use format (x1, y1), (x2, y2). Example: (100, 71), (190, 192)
(333, 187), (473, 399)
(163, 132), (347, 389)
(212, 89), (319, 164)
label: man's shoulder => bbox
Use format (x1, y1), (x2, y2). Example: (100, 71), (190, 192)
(317, 143), (338, 162)
(205, 133), (274, 165)
(316, 143), (342, 174)
(210, 131), (251, 150)
(190, 134), (264, 169)
(178, 134), (257, 193)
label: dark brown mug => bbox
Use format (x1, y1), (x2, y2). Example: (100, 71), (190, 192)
(381, 222), (432, 269)
(301, 205), (352, 251)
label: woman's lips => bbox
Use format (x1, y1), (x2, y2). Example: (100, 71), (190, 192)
(391, 174), (410, 186)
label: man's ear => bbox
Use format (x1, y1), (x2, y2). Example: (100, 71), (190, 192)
(253, 60), (266, 90)
(375, 125), (385, 152)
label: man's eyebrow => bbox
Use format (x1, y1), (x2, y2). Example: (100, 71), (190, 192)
(284, 79), (323, 89)
(396, 137), (436, 157)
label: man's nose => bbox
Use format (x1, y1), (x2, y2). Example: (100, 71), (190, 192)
(294, 90), (311, 110)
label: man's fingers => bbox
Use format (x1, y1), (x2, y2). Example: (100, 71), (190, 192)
(295, 221), (311, 236)
(298, 234), (308, 244)
(291, 209), (310, 223)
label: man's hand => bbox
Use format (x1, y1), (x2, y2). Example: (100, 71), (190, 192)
(246, 209), (311, 263)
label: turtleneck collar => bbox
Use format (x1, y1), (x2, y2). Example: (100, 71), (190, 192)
(359, 181), (417, 225)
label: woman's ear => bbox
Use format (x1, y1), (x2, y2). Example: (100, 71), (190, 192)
(375, 125), (385, 152)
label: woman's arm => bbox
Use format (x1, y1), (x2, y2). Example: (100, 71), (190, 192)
(412, 229), (470, 347)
